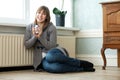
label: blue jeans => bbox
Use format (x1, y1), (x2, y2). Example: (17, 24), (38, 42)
(42, 48), (84, 73)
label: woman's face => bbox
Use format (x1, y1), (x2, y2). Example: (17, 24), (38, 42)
(36, 10), (47, 23)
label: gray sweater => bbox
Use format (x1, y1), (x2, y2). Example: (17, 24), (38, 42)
(24, 22), (57, 69)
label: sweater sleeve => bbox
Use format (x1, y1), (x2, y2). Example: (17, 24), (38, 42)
(24, 24), (37, 48)
(38, 24), (57, 50)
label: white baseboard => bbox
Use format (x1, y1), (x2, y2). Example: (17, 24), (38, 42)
(76, 54), (117, 66)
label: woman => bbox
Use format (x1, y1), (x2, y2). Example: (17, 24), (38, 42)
(24, 6), (95, 73)
(24, 6), (57, 71)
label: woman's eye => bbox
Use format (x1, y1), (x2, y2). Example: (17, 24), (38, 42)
(38, 12), (41, 14)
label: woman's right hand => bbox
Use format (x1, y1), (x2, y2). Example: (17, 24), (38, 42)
(32, 27), (43, 38)
(32, 27), (35, 35)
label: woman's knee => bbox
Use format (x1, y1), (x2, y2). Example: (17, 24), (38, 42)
(45, 49), (60, 62)
(42, 61), (62, 73)
(45, 52), (55, 62)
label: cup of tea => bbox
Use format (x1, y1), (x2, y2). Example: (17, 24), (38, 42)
(34, 25), (39, 34)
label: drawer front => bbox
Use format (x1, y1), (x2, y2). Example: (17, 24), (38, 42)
(104, 3), (120, 31)
(104, 36), (120, 44)
(104, 32), (120, 44)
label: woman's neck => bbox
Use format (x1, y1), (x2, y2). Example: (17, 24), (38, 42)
(37, 22), (45, 28)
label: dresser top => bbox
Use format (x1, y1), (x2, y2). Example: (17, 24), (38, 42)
(100, 1), (120, 4)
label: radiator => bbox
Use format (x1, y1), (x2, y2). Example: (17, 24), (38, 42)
(0, 34), (33, 67)
(0, 34), (75, 67)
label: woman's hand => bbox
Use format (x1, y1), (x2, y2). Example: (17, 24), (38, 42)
(32, 26), (43, 38)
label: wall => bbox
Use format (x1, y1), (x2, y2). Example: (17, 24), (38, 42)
(73, 0), (119, 66)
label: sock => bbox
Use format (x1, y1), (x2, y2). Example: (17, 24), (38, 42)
(84, 67), (95, 72)
(80, 60), (94, 68)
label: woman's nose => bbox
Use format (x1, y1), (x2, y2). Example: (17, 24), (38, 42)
(38, 13), (42, 17)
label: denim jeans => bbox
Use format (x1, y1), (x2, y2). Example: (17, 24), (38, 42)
(42, 48), (84, 73)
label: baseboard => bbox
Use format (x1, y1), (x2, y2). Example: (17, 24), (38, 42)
(76, 54), (117, 66)
(0, 66), (33, 72)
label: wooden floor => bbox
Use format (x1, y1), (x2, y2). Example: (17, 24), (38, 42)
(0, 66), (120, 80)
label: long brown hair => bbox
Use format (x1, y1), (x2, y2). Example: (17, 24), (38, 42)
(34, 6), (50, 26)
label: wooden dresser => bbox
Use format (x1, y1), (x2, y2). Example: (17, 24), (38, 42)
(100, 1), (120, 70)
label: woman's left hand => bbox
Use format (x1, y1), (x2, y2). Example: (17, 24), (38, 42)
(35, 27), (43, 38)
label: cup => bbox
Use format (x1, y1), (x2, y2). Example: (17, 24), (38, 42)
(34, 25), (39, 34)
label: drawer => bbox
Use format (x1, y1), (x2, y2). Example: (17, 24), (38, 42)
(104, 32), (120, 37)
(104, 36), (120, 44)
(104, 32), (120, 44)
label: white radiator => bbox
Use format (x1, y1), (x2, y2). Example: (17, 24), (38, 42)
(0, 34), (75, 67)
(0, 34), (33, 67)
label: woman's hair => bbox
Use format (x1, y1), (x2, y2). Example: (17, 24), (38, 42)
(34, 6), (50, 26)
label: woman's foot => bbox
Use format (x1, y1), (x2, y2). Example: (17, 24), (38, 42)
(80, 60), (94, 68)
(84, 67), (95, 72)
(34, 69), (44, 72)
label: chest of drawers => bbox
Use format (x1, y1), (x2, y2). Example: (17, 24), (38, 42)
(101, 1), (120, 69)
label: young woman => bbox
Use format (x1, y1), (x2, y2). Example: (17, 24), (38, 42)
(24, 6), (57, 71)
(24, 6), (95, 73)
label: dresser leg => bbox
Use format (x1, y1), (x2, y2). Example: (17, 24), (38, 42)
(117, 49), (120, 67)
(101, 47), (106, 70)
